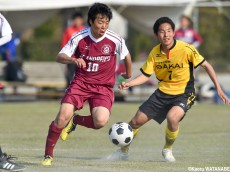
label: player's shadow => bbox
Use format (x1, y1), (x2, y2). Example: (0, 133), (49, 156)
(146, 160), (167, 163)
(59, 155), (101, 160)
(35, 155), (104, 161)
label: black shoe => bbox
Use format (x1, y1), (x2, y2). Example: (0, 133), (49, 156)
(0, 147), (25, 171)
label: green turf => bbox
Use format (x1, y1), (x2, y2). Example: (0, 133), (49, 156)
(0, 101), (229, 172)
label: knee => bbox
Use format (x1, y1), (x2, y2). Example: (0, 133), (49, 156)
(129, 118), (141, 129)
(93, 116), (108, 129)
(167, 106), (185, 130)
(167, 115), (178, 125)
(54, 113), (71, 128)
(167, 115), (179, 131)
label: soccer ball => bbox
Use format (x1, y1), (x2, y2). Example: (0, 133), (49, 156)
(109, 122), (133, 147)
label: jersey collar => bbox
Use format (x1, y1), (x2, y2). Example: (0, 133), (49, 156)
(89, 27), (106, 43)
(169, 39), (177, 50)
(160, 39), (177, 54)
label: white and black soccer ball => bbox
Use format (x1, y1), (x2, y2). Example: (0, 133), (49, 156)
(109, 122), (133, 147)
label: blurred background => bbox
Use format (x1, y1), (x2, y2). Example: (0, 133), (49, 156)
(0, 0), (230, 104)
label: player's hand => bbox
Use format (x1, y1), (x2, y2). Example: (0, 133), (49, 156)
(121, 73), (131, 79)
(73, 58), (86, 68)
(217, 89), (230, 105)
(119, 82), (130, 90)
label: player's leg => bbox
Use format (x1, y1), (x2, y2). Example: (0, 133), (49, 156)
(60, 109), (98, 141)
(42, 103), (75, 165)
(108, 91), (165, 161)
(60, 82), (91, 141)
(162, 106), (184, 162)
(68, 108), (108, 130)
(61, 87), (113, 140)
(91, 106), (110, 129)
(122, 110), (151, 152)
(62, 105), (110, 134)
(162, 92), (196, 162)
(60, 106), (100, 141)
(61, 111), (99, 141)
(62, 106), (110, 139)
(124, 90), (167, 152)
(67, 96), (111, 130)
(107, 110), (151, 161)
(72, 87), (113, 129)
(165, 106), (185, 148)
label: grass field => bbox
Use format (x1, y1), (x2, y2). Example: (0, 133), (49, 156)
(0, 101), (229, 172)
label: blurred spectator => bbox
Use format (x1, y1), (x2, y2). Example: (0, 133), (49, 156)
(0, 34), (26, 82)
(0, 14), (26, 82)
(175, 15), (203, 88)
(62, 12), (85, 47)
(62, 12), (85, 87)
(0, 34), (20, 61)
(174, 15), (203, 48)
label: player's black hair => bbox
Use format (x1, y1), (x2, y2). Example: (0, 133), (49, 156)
(87, 3), (113, 26)
(71, 12), (83, 20)
(153, 17), (175, 34)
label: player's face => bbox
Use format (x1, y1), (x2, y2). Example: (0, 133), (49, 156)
(90, 14), (109, 39)
(156, 23), (175, 48)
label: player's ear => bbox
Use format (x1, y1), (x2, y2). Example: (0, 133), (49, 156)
(89, 19), (93, 26)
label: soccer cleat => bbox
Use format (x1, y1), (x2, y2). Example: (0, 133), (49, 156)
(162, 148), (176, 162)
(60, 115), (76, 141)
(106, 148), (129, 161)
(0, 148), (25, 171)
(41, 155), (53, 166)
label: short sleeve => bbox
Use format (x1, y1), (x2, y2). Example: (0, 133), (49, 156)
(0, 14), (13, 36)
(186, 44), (205, 68)
(118, 38), (129, 60)
(140, 49), (155, 77)
(59, 35), (78, 57)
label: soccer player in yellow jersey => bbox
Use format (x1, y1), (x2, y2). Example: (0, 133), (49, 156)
(108, 17), (230, 162)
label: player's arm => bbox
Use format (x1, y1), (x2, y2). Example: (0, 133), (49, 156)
(119, 49), (154, 90)
(119, 74), (149, 90)
(201, 60), (230, 105)
(0, 34), (12, 46)
(56, 35), (86, 68)
(0, 14), (13, 46)
(56, 53), (86, 68)
(121, 53), (132, 79)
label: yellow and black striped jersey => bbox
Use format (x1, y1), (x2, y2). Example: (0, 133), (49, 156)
(141, 40), (205, 95)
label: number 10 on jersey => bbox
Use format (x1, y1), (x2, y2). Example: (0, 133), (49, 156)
(87, 62), (99, 72)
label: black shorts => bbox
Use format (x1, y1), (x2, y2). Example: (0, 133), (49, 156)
(139, 89), (196, 124)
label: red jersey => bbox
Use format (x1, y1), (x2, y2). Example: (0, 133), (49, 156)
(59, 28), (129, 87)
(61, 25), (85, 48)
(174, 28), (203, 48)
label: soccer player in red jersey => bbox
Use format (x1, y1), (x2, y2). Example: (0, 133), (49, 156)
(41, 3), (132, 166)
